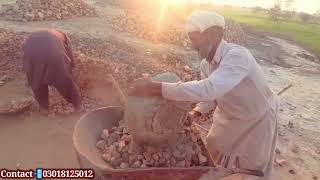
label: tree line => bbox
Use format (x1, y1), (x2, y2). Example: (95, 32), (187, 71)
(251, 0), (320, 24)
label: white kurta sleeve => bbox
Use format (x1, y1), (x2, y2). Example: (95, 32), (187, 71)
(193, 59), (217, 114)
(162, 51), (250, 102)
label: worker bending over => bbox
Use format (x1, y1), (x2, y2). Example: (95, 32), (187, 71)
(128, 11), (278, 180)
(22, 29), (82, 114)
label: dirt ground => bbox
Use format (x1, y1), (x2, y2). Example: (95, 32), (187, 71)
(234, 33), (320, 180)
(0, 0), (319, 179)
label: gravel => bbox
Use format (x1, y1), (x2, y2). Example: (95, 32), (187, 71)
(2, 0), (96, 22)
(97, 120), (209, 169)
(108, 11), (246, 47)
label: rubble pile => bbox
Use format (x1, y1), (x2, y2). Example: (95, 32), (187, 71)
(96, 120), (209, 169)
(0, 96), (34, 115)
(70, 35), (196, 84)
(0, 75), (11, 87)
(0, 30), (195, 115)
(73, 53), (118, 90)
(110, 12), (190, 47)
(2, 0), (96, 22)
(48, 52), (195, 115)
(70, 35), (138, 66)
(72, 52), (141, 91)
(0, 29), (25, 78)
(48, 89), (75, 116)
(224, 20), (246, 45)
(109, 12), (246, 46)
(48, 54), (124, 115)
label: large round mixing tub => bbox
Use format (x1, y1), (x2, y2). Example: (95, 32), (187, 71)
(73, 107), (258, 180)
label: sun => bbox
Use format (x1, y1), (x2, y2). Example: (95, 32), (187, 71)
(156, 0), (190, 31)
(167, 0), (187, 7)
(158, 0), (188, 21)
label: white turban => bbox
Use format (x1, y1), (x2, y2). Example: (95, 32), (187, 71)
(186, 11), (225, 33)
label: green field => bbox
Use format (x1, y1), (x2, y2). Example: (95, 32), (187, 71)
(217, 9), (320, 57)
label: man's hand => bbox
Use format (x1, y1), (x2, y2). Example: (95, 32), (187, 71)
(128, 77), (152, 96)
(185, 109), (202, 126)
(128, 77), (162, 97)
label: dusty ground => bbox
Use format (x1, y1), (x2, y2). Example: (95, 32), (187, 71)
(238, 33), (320, 179)
(0, 0), (319, 179)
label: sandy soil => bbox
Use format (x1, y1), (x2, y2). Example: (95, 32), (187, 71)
(0, 0), (319, 179)
(244, 34), (320, 180)
(0, 113), (81, 169)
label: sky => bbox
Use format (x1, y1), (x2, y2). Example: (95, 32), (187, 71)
(187, 0), (320, 14)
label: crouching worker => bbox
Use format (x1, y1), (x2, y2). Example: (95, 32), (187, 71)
(22, 29), (83, 114)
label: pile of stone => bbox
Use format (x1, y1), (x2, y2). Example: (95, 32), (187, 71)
(0, 29), (25, 78)
(0, 29), (195, 115)
(109, 12), (190, 47)
(96, 120), (209, 169)
(0, 75), (11, 87)
(0, 96), (34, 115)
(2, 0), (96, 22)
(0, 30), (109, 115)
(70, 34), (196, 86)
(48, 89), (75, 116)
(49, 53), (194, 115)
(48, 53), (124, 115)
(224, 20), (246, 45)
(109, 11), (246, 46)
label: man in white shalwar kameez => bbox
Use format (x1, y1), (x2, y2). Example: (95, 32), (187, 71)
(128, 11), (278, 180)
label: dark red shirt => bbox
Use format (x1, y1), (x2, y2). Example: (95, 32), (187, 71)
(22, 29), (74, 89)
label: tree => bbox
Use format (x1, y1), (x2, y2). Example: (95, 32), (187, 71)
(316, 9), (320, 16)
(300, 12), (311, 23)
(312, 10), (320, 24)
(269, 4), (282, 21)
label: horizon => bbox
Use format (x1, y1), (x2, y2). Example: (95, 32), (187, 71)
(186, 0), (320, 14)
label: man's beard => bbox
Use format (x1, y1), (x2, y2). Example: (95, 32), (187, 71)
(198, 43), (213, 60)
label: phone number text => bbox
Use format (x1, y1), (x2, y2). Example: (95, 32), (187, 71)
(41, 169), (94, 179)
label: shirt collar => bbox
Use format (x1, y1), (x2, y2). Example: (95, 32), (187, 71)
(209, 39), (226, 64)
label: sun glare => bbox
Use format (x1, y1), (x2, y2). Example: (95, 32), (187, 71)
(167, 0), (187, 7)
(158, 0), (187, 27)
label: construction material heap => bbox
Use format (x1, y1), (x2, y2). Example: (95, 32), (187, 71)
(1, 0), (96, 22)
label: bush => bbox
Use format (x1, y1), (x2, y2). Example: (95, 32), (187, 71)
(282, 11), (295, 20)
(300, 13), (312, 23)
(252, 6), (264, 14)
